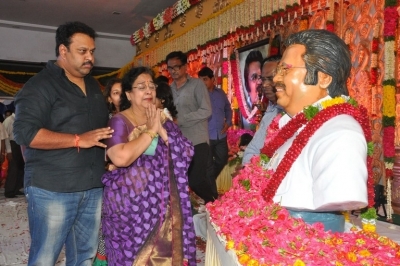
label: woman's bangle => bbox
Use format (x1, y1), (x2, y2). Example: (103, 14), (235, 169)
(143, 130), (158, 140)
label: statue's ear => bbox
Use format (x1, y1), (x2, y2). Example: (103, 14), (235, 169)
(318, 71), (332, 89)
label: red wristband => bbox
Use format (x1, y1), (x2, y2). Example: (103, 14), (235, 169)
(74, 134), (80, 153)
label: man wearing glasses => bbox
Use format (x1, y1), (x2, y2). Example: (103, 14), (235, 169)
(166, 51), (218, 204)
(242, 55), (282, 165)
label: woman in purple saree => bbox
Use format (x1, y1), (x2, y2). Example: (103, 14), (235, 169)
(101, 67), (196, 266)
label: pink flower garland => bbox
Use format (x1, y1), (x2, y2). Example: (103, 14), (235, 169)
(231, 56), (252, 119)
(384, 7), (398, 37)
(260, 103), (375, 208)
(207, 155), (400, 265)
(383, 126), (395, 157)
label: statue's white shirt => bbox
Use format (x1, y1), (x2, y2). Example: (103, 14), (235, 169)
(268, 96), (368, 211)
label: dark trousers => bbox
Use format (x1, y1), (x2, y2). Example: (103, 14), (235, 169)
(188, 142), (218, 204)
(208, 137), (229, 180)
(4, 140), (25, 197)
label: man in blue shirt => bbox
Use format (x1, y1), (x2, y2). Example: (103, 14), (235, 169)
(242, 55), (282, 165)
(198, 67), (232, 180)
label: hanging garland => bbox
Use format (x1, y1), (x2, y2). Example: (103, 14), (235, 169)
(130, 0), (203, 45)
(382, 0), (398, 221)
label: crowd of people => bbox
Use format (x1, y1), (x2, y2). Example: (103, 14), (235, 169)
(9, 20), (371, 266)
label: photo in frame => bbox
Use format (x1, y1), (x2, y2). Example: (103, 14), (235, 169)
(234, 35), (281, 129)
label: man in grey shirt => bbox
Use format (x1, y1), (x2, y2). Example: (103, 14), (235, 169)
(242, 55), (282, 165)
(166, 51), (218, 203)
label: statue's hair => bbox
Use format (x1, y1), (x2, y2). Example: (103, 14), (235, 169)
(284, 30), (351, 97)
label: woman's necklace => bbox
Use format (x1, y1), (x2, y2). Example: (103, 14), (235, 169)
(130, 107), (145, 127)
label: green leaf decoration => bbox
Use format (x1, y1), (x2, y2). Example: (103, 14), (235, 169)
(360, 207), (378, 220)
(348, 98), (358, 107)
(303, 105), (319, 120)
(383, 116), (395, 127)
(367, 142), (374, 156)
(240, 179), (251, 191)
(260, 154), (270, 164)
(383, 79), (396, 86)
(384, 157), (395, 163)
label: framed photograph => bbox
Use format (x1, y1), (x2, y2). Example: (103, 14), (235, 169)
(233, 35), (281, 129)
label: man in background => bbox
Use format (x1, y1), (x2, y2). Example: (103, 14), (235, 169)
(242, 55), (282, 165)
(3, 110), (24, 198)
(198, 66), (232, 182)
(14, 21), (112, 265)
(166, 51), (218, 203)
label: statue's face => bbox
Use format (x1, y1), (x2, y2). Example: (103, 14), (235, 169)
(273, 44), (327, 116)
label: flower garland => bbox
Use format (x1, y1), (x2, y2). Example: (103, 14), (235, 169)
(230, 51), (255, 120)
(263, 112), (282, 147)
(227, 128), (254, 166)
(207, 154), (400, 265)
(206, 97), (389, 265)
(382, 0), (398, 220)
(260, 96), (375, 208)
(130, 0), (202, 45)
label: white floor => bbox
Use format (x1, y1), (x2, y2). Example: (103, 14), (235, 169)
(0, 188), (65, 266)
(0, 188), (207, 266)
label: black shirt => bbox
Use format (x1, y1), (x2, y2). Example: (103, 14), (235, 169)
(14, 60), (109, 192)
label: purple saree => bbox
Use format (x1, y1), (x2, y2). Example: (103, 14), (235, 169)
(101, 113), (196, 266)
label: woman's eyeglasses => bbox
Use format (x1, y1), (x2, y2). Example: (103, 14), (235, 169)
(132, 82), (158, 91)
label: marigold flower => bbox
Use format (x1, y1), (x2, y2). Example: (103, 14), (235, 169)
(293, 259), (306, 266)
(238, 254), (250, 264)
(246, 259), (259, 266)
(362, 223), (376, 233)
(359, 249), (371, 257)
(346, 252), (357, 262)
(226, 240), (235, 250)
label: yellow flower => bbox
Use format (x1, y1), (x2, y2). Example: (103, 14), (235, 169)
(321, 97), (346, 109)
(247, 259), (259, 266)
(335, 262), (344, 266)
(356, 238), (366, 245)
(383, 85), (396, 117)
(342, 211), (350, 222)
(346, 252), (357, 262)
(362, 223), (376, 232)
(226, 240), (235, 250)
(359, 249), (371, 257)
(378, 236), (389, 245)
(333, 237), (343, 245)
(238, 254), (250, 264)
(293, 259), (306, 266)
(222, 77), (228, 94)
(232, 96), (239, 109)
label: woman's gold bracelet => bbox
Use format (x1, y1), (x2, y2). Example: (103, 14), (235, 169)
(143, 130), (158, 140)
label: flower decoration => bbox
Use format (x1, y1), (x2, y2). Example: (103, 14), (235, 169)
(130, 0), (202, 45)
(153, 13), (164, 31)
(206, 97), (390, 265)
(382, 0), (398, 220)
(228, 150), (244, 166)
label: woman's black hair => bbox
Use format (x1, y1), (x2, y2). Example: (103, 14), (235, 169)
(119, 67), (154, 111)
(156, 82), (178, 118)
(103, 78), (122, 114)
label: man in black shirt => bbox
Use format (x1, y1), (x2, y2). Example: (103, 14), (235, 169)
(13, 21), (113, 265)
